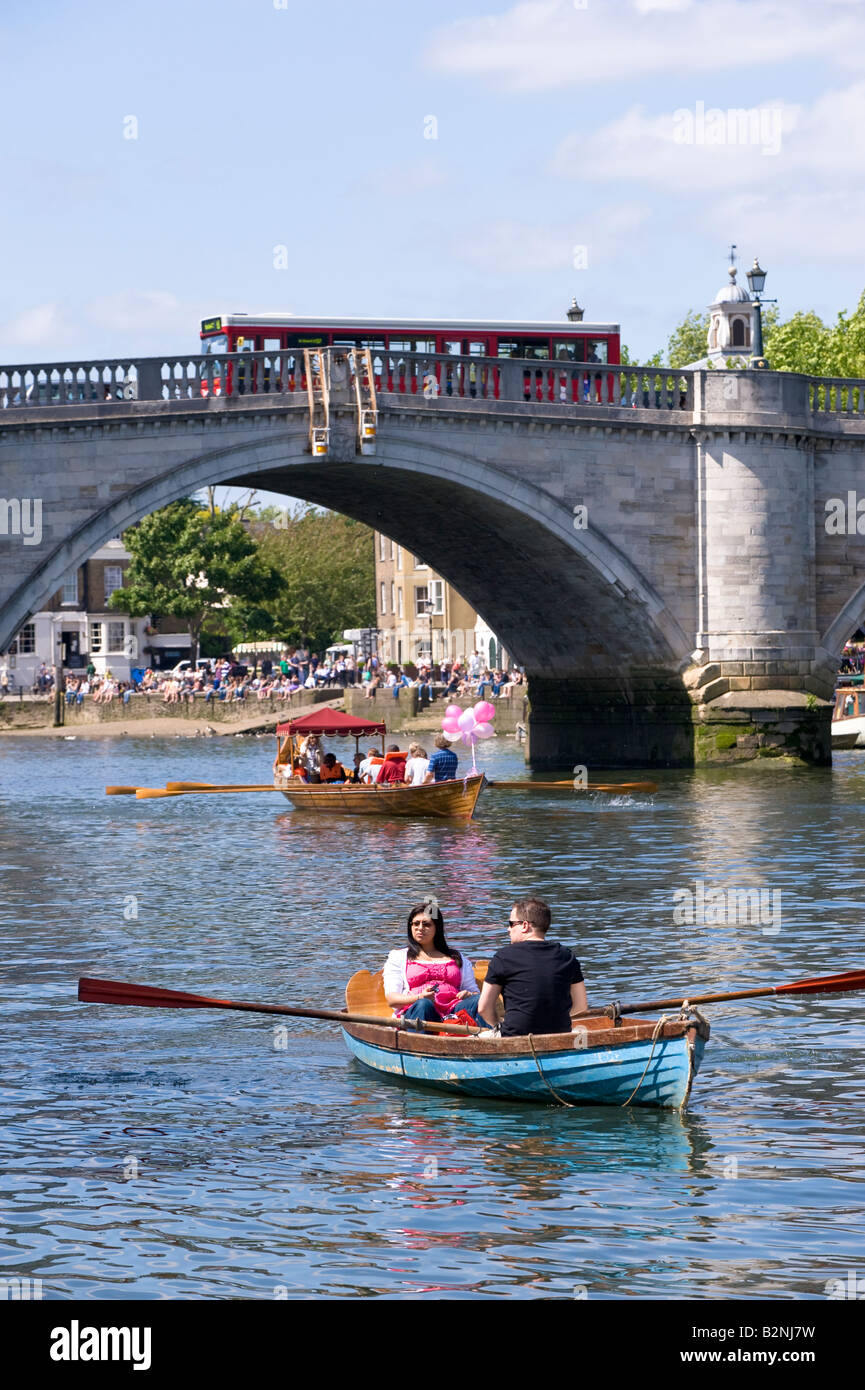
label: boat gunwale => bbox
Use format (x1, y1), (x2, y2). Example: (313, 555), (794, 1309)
(341, 1013), (709, 1060)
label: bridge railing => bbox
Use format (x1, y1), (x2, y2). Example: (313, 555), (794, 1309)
(0, 350), (695, 412)
(808, 376), (865, 416)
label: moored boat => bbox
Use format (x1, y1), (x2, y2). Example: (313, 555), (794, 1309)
(342, 969), (709, 1109)
(832, 684), (865, 749)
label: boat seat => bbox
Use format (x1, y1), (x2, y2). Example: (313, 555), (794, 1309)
(346, 960), (491, 1019)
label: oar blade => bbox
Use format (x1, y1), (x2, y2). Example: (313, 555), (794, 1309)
(78, 976), (226, 1010)
(105, 786), (139, 796)
(776, 969), (865, 997)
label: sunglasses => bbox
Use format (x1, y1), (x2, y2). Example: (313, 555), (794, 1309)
(506, 919), (524, 930)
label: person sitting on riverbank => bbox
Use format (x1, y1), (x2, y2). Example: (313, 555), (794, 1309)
(477, 897), (587, 1036)
(424, 733), (458, 783)
(383, 902), (485, 1026)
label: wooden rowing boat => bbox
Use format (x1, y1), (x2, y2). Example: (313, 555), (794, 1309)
(277, 772), (485, 818)
(341, 1012), (708, 1109)
(343, 968), (709, 1109)
(273, 707), (485, 818)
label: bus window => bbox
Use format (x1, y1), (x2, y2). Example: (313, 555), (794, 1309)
(202, 334), (228, 355)
(586, 340), (608, 364)
(495, 340), (550, 360)
(388, 339), (435, 354)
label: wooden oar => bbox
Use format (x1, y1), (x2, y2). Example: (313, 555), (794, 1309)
(166, 782), (278, 793)
(487, 779), (659, 793)
(77, 976), (480, 1037)
(610, 968), (865, 1017)
(105, 786), (140, 795)
(134, 783), (279, 798)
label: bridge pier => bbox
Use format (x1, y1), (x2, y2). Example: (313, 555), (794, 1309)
(525, 676), (832, 769)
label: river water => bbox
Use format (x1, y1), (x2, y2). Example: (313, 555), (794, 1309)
(1, 731), (863, 1300)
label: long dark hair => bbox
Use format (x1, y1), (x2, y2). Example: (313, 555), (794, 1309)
(405, 902), (462, 966)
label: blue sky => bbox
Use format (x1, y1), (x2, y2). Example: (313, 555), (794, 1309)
(1, 0), (864, 365)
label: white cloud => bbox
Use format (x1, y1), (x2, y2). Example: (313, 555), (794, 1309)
(453, 203), (651, 273)
(0, 304), (75, 356)
(426, 0), (865, 91)
(550, 82), (865, 188)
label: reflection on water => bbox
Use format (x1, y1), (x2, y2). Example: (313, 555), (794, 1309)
(1, 734), (864, 1298)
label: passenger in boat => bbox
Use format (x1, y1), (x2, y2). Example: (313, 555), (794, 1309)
(358, 746), (383, 782)
(378, 745), (407, 783)
(478, 897), (587, 1037)
(404, 743), (429, 785)
(383, 903), (485, 1025)
(291, 759), (309, 782)
(299, 733), (322, 782)
(424, 733), (458, 783)
(319, 753), (347, 783)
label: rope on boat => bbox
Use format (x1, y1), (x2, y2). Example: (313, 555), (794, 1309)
(620, 1013), (675, 1108)
(678, 1003), (709, 1112)
(619, 1003), (709, 1110)
(528, 1033), (577, 1108)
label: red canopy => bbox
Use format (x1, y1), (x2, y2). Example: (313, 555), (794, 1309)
(276, 708), (387, 738)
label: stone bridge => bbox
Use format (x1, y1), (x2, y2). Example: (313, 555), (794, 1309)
(2, 348), (865, 767)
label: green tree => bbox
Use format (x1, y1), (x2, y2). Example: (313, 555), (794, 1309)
(763, 309), (831, 375)
(665, 310), (710, 368)
(253, 505), (375, 653)
(110, 499), (281, 662)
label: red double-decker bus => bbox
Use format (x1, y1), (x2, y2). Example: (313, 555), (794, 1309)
(199, 311), (620, 364)
(197, 311), (620, 403)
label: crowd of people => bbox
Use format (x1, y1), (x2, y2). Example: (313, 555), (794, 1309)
(2, 645), (527, 706)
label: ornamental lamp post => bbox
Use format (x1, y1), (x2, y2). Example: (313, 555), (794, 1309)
(746, 257), (776, 369)
(421, 596), (434, 667)
(566, 298), (584, 323)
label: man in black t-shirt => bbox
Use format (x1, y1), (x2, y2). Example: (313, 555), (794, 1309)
(478, 897), (587, 1036)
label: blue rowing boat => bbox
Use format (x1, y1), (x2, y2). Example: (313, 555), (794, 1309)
(341, 1010), (709, 1110)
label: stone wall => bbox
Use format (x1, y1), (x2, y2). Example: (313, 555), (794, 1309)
(0, 688), (337, 731)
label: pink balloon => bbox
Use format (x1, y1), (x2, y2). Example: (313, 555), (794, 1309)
(464, 730), (478, 745)
(473, 701), (496, 724)
(445, 704), (462, 718)
(443, 729), (463, 743)
(474, 722), (494, 738)
(442, 718), (461, 734)
(458, 709), (477, 732)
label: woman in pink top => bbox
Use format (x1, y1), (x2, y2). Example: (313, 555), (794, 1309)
(382, 902), (484, 1025)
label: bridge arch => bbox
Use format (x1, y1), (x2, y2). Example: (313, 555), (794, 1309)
(2, 429), (690, 679)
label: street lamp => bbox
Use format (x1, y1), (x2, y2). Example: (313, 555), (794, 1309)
(746, 257), (776, 370)
(566, 297), (584, 323)
(421, 596), (434, 667)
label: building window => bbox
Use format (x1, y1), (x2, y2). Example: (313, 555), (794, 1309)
(90, 622), (103, 654)
(429, 579), (444, 615)
(379, 533), (386, 561)
(390, 541), (395, 560)
(107, 621), (126, 652)
(396, 545), (402, 570)
(380, 581), (387, 615)
(104, 565), (124, 604)
(15, 623), (35, 654)
(397, 588), (404, 618)
(413, 555), (428, 569)
(61, 572), (79, 605)
(414, 585), (430, 617)
(390, 582), (395, 614)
